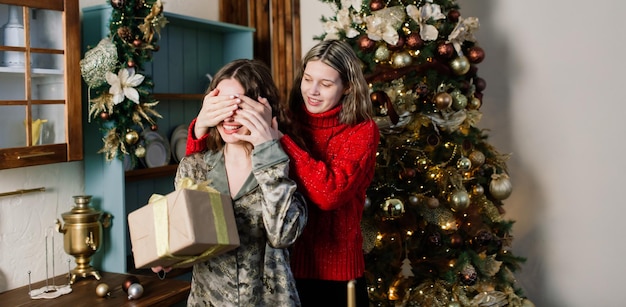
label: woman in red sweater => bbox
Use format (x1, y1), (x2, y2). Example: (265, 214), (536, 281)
(186, 40), (379, 306)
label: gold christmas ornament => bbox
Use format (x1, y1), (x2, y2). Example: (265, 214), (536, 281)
(124, 129), (140, 145)
(95, 282), (110, 298)
(469, 150), (486, 167)
(450, 56), (471, 75)
(391, 51), (412, 68)
(374, 45), (391, 62)
(381, 198), (405, 219)
(135, 144), (146, 158)
(448, 189), (470, 211)
(489, 173), (513, 200)
(451, 91), (468, 110)
(434, 92), (453, 110)
(472, 184), (485, 196)
(468, 96), (482, 110)
(456, 157), (472, 170)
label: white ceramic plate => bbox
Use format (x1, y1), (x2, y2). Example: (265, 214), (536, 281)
(174, 138), (187, 162)
(144, 138), (171, 168)
(123, 154), (135, 171)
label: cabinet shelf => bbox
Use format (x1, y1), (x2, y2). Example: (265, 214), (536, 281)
(125, 164), (178, 182)
(0, 66), (64, 75)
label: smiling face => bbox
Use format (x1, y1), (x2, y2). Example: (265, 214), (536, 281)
(300, 60), (348, 114)
(215, 78), (249, 143)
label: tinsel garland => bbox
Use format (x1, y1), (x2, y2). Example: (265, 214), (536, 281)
(80, 0), (168, 161)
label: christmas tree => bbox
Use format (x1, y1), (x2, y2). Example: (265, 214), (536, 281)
(317, 1), (533, 306)
(80, 0), (168, 162)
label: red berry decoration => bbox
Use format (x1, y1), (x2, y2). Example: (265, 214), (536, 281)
(133, 39), (142, 48)
(127, 60), (135, 68)
(150, 124), (158, 131)
(99, 112), (110, 120)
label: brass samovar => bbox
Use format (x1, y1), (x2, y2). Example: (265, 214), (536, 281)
(56, 195), (111, 284)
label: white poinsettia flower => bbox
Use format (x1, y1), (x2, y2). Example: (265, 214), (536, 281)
(406, 3), (446, 41)
(365, 6), (406, 45)
(105, 67), (145, 105)
(448, 16), (480, 53)
(341, 0), (362, 11)
(324, 7), (360, 39)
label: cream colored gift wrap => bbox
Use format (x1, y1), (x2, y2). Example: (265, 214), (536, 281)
(128, 178), (240, 269)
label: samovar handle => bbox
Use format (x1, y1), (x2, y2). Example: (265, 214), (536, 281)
(55, 218), (66, 234)
(101, 213), (112, 228)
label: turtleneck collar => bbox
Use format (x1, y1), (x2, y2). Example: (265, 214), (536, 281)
(302, 104), (342, 129)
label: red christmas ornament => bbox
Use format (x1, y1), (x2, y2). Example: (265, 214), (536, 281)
(448, 9), (461, 22)
(133, 39), (142, 48)
(122, 275), (140, 293)
(369, 0), (385, 11)
(357, 35), (376, 52)
(387, 34), (405, 51)
(99, 112), (110, 120)
(467, 46), (485, 64)
(437, 42), (454, 58)
(405, 32), (424, 50)
(150, 124), (158, 131)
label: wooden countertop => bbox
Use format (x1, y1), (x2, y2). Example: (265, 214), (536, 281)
(0, 271), (190, 306)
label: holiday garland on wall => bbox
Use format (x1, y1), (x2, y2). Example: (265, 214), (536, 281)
(317, 0), (533, 306)
(80, 0), (168, 162)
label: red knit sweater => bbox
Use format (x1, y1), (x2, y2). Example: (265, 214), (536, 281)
(185, 105), (380, 281)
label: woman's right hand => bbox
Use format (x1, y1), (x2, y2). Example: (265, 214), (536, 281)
(194, 88), (241, 138)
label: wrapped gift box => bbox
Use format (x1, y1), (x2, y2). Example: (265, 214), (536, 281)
(128, 184), (239, 269)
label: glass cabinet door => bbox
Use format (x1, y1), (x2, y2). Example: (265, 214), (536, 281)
(0, 0), (82, 169)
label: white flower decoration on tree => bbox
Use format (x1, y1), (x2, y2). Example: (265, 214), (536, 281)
(105, 67), (145, 105)
(365, 6), (406, 45)
(406, 2), (446, 41)
(448, 16), (480, 54)
(323, 0), (363, 40)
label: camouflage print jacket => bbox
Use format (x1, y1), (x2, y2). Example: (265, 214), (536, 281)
(175, 140), (307, 307)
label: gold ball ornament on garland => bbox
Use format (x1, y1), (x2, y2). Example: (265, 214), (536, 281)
(468, 150), (485, 167)
(448, 189), (470, 211)
(374, 45), (391, 62)
(456, 156), (472, 171)
(434, 92), (453, 110)
(381, 198), (405, 220)
(451, 90), (468, 110)
(391, 51), (412, 68)
(472, 184), (485, 196)
(135, 145), (146, 158)
(468, 95), (482, 110)
(489, 173), (513, 200)
(124, 129), (140, 145)
(450, 56), (471, 75)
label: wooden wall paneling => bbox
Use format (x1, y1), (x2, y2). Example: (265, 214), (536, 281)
(219, 0), (301, 103)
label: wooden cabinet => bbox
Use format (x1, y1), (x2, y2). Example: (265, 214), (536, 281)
(0, 0), (82, 169)
(81, 5), (254, 273)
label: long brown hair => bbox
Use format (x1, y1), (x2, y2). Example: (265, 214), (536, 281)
(205, 59), (280, 152)
(280, 40), (373, 149)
